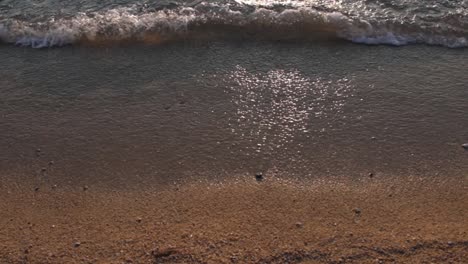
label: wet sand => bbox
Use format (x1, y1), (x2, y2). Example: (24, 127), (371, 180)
(1, 175), (467, 263)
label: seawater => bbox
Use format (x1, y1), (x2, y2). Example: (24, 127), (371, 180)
(0, 0), (468, 48)
(0, 41), (467, 187)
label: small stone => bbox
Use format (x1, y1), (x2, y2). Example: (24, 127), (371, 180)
(255, 172), (263, 181)
(462, 143), (468, 150)
(73, 242), (81, 248)
(136, 217), (142, 223)
(295, 222), (303, 228)
(83, 186), (89, 191)
(368, 173), (374, 178)
(353, 208), (362, 215)
(371, 137), (377, 140)
(34, 187), (39, 192)
(51, 184), (57, 190)
(41, 167), (47, 172)
(448, 241), (454, 246)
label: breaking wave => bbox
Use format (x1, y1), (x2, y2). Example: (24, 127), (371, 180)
(0, 0), (467, 48)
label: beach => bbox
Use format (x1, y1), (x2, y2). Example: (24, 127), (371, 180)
(1, 40), (467, 263)
(1, 176), (467, 263)
(1, 0), (468, 263)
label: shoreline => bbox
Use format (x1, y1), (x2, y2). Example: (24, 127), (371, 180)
(1, 176), (467, 263)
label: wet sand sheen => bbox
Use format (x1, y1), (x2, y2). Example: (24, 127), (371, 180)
(1, 176), (467, 263)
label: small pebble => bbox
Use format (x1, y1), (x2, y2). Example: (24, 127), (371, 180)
(448, 241), (454, 246)
(353, 208), (362, 215)
(255, 173), (263, 181)
(136, 217), (142, 223)
(368, 173), (374, 178)
(295, 222), (303, 228)
(74, 242), (81, 248)
(34, 187), (39, 192)
(462, 143), (468, 150)
(83, 186), (89, 191)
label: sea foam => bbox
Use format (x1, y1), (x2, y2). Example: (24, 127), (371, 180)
(0, 1), (466, 48)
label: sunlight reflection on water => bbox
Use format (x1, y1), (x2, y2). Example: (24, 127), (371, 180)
(225, 66), (354, 154)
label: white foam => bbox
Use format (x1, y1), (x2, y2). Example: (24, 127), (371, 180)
(0, 3), (466, 48)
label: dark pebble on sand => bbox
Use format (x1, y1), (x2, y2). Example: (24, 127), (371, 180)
(83, 186), (89, 191)
(462, 143), (468, 150)
(295, 222), (303, 228)
(74, 242), (81, 248)
(369, 173), (374, 178)
(255, 173), (263, 181)
(353, 208), (362, 215)
(136, 217), (142, 223)
(34, 187), (39, 192)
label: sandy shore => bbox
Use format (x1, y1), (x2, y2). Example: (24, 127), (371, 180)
(0, 175), (467, 263)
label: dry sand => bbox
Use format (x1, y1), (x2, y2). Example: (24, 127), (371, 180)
(0, 175), (467, 263)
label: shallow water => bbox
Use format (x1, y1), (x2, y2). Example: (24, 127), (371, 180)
(0, 41), (467, 187)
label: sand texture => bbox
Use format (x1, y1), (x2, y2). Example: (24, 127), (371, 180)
(0, 176), (467, 263)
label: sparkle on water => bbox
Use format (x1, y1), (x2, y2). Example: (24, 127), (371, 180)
(225, 66), (354, 154)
